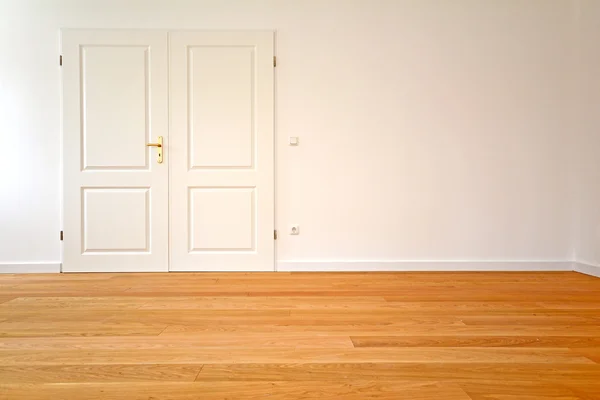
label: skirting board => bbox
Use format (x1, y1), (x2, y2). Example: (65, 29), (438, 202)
(573, 261), (600, 278)
(0, 261), (585, 274)
(0, 263), (61, 274)
(277, 261), (573, 272)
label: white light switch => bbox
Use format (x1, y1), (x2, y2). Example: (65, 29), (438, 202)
(289, 137), (299, 146)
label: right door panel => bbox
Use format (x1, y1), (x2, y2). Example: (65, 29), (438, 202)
(169, 31), (275, 271)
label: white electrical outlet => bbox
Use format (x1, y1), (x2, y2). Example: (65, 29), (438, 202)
(290, 225), (300, 235)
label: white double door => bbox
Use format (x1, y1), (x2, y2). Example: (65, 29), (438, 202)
(62, 30), (274, 272)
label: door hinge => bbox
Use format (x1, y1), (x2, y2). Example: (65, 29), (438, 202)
(59, 55), (63, 66)
(273, 56), (276, 67)
(274, 230), (278, 240)
(60, 231), (64, 241)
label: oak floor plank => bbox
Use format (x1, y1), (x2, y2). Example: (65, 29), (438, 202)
(383, 293), (600, 301)
(0, 291), (148, 298)
(0, 335), (354, 350)
(79, 313), (466, 328)
(460, 316), (599, 326)
(571, 348), (600, 364)
(0, 348), (593, 365)
(563, 384), (600, 400)
(0, 297), (15, 304)
(0, 321), (167, 337)
(0, 364), (202, 383)
(139, 296), (388, 310)
(114, 314), (463, 326)
(1, 309), (292, 324)
(0, 381), (472, 400)
(460, 382), (584, 400)
(0, 297), (153, 310)
(290, 304), (600, 315)
(350, 336), (600, 348)
(537, 302), (600, 310)
(160, 323), (600, 336)
(265, 294), (600, 301)
(196, 363), (600, 384)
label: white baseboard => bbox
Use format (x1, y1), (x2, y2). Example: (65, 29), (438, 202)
(573, 261), (600, 278)
(0, 263), (61, 274)
(277, 260), (573, 272)
(0, 261), (582, 274)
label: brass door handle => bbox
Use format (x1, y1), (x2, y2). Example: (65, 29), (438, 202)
(146, 136), (163, 163)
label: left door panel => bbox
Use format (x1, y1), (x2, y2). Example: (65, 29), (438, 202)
(62, 30), (168, 272)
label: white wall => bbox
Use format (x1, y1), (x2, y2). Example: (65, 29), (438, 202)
(0, 0), (577, 270)
(574, 0), (600, 271)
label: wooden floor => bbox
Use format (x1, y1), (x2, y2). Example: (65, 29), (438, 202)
(0, 272), (599, 399)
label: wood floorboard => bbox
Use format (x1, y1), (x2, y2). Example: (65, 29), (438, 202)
(0, 335), (355, 350)
(0, 347), (593, 365)
(1, 309), (293, 323)
(0, 297), (15, 305)
(459, 315), (599, 326)
(195, 363), (600, 384)
(350, 336), (600, 348)
(0, 321), (167, 337)
(563, 384), (600, 400)
(0, 364), (202, 383)
(0, 381), (471, 400)
(159, 323), (600, 336)
(0, 271), (598, 399)
(460, 381), (584, 399)
(0, 296), (154, 310)
(571, 348), (600, 364)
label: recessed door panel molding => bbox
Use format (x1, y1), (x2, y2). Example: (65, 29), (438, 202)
(188, 46), (255, 169)
(170, 31), (275, 271)
(81, 45), (150, 170)
(62, 30), (169, 272)
(188, 187), (256, 252)
(82, 188), (150, 253)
